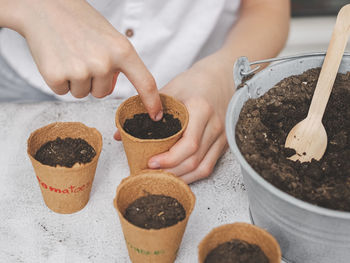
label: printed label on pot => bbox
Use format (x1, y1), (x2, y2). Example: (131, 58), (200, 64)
(36, 176), (91, 194)
(126, 240), (165, 255)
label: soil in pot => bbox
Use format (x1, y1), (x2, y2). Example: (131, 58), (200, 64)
(124, 194), (186, 229)
(35, 137), (96, 168)
(204, 239), (269, 263)
(123, 113), (181, 139)
(236, 68), (350, 211)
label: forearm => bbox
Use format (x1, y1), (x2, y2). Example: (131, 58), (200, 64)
(0, 0), (90, 38)
(0, 0), (27, 34)
(217, 0), (290, 69)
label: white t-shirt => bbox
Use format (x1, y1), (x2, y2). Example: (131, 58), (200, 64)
(0, 0), (241, 101)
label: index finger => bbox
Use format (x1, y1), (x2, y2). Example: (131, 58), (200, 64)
(114, 43), (163, 121)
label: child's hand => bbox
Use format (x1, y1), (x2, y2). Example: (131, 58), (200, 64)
(14, 0), (163, 120)
(115, 53), (234, 184)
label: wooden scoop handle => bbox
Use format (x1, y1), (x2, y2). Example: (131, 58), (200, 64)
(307, 5), (350, 122)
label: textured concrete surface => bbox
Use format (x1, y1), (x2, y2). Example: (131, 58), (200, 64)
(0, 100), (252, 263)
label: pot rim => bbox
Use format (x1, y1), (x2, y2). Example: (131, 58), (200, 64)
(115, 93), (189, 143)
(226, 53), (350, 219)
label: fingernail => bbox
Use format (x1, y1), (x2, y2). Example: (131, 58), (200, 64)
(155, 111), (163, 121)
(148, 161), (160, 169)
(114, 130), (120, 140)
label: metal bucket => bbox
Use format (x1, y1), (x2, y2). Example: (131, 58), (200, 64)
(225, 53), (350, 263)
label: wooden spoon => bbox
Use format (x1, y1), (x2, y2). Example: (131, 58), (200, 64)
(285, 4), (350, 163)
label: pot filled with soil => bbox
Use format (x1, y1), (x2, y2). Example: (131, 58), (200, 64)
(27, 122), (102, 214)
(115, 93), (188, 175)
(226, 53), (350, 263)
(114, 170), (195, 263)
(198, 222), (281, 263)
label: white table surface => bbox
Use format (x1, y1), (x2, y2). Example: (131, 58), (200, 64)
(0, 99), (254, 263)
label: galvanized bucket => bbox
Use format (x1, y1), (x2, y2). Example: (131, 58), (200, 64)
(226, 52), (350, 263)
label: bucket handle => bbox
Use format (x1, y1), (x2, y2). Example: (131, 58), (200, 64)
(233, 51), (350, 88)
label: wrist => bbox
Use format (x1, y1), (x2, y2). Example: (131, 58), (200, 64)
(205, 51), (236, 80)
(215, 49), (239, 70)
(191, 52), (236, 95)
(0, 0), (81, 37)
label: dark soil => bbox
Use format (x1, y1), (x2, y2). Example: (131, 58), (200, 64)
(124, 194), (186, 229)
(35, 137), (96, 168)
(236, 68), (350, 211)
(237, 74), (255, 90)
(123, 113), (181, 139)
(204, 239), (269, 263)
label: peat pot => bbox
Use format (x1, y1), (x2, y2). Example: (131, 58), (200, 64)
(225, 53), (350, 263)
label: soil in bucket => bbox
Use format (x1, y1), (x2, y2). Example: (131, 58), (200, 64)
(35, 137), (96, 168)
(123, 113), (182, 139)
(124, 194), (186, 229)
(204, 239), (269, 263)
(236, 68), (350, 211)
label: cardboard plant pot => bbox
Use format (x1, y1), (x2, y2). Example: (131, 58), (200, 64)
(27, 122), (102, 214)
(198, 223), (281, 263)
(115, 94), (189, 175)
(114, 170), (195, 263)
